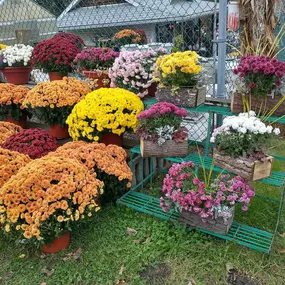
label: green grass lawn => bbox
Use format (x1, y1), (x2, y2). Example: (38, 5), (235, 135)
(0, 139), (285, 285)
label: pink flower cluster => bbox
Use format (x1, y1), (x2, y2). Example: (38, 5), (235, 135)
(160, 162), (255, 219)
(137, 102), (187, 120)
(74, 47), (119, 71)
(109, 48), (166, 98)
(233, 56), (285, 89)
(1, 128), (58, 159)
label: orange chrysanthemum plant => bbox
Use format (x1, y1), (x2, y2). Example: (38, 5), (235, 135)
(0, 147), (31, 188)
(0, 121), (23, 144)
(0, 84), (31, 123)
(22, 77), (91, 128)
(0, 156), (104, 245)
(49, 141), (132, 205)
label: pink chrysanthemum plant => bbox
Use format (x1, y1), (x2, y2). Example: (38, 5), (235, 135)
(160, 161), (255, 223)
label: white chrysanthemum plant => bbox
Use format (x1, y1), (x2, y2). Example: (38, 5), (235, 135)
(211, 111), (280, 181)
(2, 44), (33, 67)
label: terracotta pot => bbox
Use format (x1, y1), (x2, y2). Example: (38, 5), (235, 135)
(2, 66), (32, 85)
(100, 133), (123, 146)
(6, 113), (27, 128)
(48, 125), (69, 139)
(41, 232), (70, 253)
(82, 70), (110, 90)
(49, 72), (67, 81)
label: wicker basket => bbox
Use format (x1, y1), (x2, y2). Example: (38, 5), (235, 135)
(180, 208), (234, 235)
(155, 86), (206, 108)
(213, 149), (273, 181)
(231, 92), (285, 116)
(140, 139), (188, 158)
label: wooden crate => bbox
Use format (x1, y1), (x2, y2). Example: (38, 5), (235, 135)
(155, 86), (206, 108)
(140, 139), (188, 158)
(213, 150), (274, 181)
(231, 92), (285, 116)
(180, 208), (234, 235)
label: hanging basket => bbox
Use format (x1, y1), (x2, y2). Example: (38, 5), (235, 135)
(180, 207), (235, 235)
(155, 86), (206, 108)
(213, 149), (274, 181)
(140, 139), (188, 158)
(231, 92), (285, 116)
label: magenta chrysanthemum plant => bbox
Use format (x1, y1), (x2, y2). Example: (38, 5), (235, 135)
(233, 55), (285, 97)
(109, 48), (166, 98)
(160, 161), (255, 221)
(136, 102), (188, 145)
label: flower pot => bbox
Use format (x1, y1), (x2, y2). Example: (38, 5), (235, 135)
(180, 207), (234, 235)
(49, 72), (67, 81)
(82, 70), (110, 90)
(41, 232), (70, 253)
(6, 113), (27, 129)
(100, 133), (123, 146)
(231, 92), (285, 116)
(140, 139), (188, 158)
(2, 66), (32, 85)
(155, 86), (206, 108)
(48, 125), (69, 139)
(213, 149), (274, 181)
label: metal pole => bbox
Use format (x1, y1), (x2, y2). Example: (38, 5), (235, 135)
(216, 0), (228, 98)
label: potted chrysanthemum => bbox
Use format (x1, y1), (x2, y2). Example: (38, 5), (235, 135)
(66, 88), (144, 146)
(0, 44), (33, 85)
(0, 156), (103, 253)
(49, 141), (132, 205)
(109, 48), (166, 98)
(0, 83), (31, 128)
(74, 47), (119, 90)
(211, 111), (280, 181)
(31, 36), (81, 81)
(0, 121), (23, 144)
(136, 102), (189, 157)
(23, 77), (91, 139)
(155, 51), (206, 108)
(160, 161), (255, 235)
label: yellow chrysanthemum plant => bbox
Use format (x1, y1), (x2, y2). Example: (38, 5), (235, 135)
(66, 88), (144, 142)
(155, 51), (202, 88)
(48, 141), (133, 205)
(0, 156), (103, 247)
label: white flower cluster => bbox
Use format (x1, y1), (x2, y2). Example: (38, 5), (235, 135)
(2, 44), (33, 67)
(210, 111), (280, 143)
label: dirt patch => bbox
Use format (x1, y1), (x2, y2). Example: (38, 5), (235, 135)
(140, 263), (171, 285)
(228, 269), (261, 285)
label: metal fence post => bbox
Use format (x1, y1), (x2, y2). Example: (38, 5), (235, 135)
(216, 0), (228, 98)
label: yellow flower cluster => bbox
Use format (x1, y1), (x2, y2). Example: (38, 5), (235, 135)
(0, 147), (31, 188)
(0, 44), (7, 50)
(22, 77), (91, 108)
(48, 141), (132, 187)
(0, 156), (103, 240)
(156, 51), (202, 76)
(0, 83), (30, 106)
(0, 121), (23, 144)
(66, 88), (144, 141)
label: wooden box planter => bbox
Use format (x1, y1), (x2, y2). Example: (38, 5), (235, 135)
(180, 208), (234, 235)
(140, 139), (188, 158)
(231, 92), (285, 116)
(155, 86), (206, 108)
(213, 150), (274, 181)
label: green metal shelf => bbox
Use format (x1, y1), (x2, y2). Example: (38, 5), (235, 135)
(117, 191), (274, 253)
(130, 146), (285, 188)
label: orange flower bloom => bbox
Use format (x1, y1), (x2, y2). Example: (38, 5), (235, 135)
(0, 84), (30, 106)
(0, 121), (23, 144)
